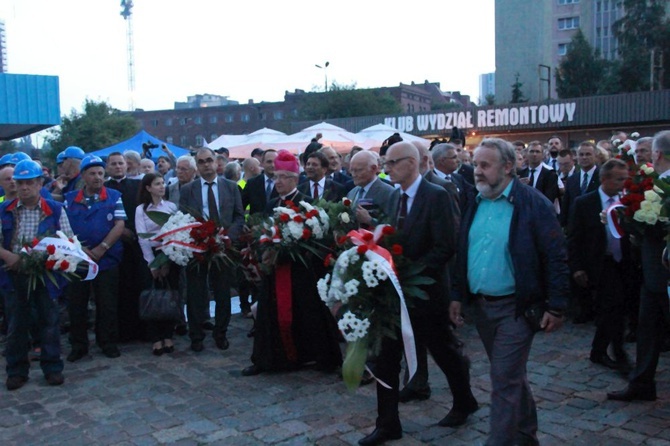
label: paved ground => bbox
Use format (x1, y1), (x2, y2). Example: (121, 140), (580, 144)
(1, 305), (670, 446)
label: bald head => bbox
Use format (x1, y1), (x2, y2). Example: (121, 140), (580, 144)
(385, 142), (420, 189)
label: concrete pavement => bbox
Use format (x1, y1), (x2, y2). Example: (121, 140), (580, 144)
(1, 310), (669, 445)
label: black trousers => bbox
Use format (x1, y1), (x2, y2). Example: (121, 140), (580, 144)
(592, 256), (631, 358)
(375, 304), (475, 430)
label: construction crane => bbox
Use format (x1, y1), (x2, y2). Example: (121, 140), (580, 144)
(120, 0), (135, 110)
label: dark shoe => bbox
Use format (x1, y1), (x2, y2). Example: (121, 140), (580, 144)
(607, 384), (657, 401)
(162, 344), (174, 354)
(103, 346), (121, 358)
(241, 364), (263, 376)
(67, 349), (88, 363)
(191, 341), (204, 352)
(6, 375), (28, 391)
(590, 352), (619, 370)
(358, 427), (402, 445)
(215, 337), (229, 350)
(45, 372), (64, 386)
(398, 387), (430, 403)
(174, 324), (187, 336)
(438, 403), (478, 428)
(152, 347), (164, 356)
(360, 370), (375, 386)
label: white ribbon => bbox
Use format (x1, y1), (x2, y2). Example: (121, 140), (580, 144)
(27, 237), (99, 280)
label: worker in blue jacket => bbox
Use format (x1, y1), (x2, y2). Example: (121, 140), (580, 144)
(0, 160), (74, 391)
(64, 155), (126, 362)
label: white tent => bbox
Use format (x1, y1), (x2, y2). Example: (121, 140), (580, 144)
(270, 122), (369, 154)
(356, 123), (429, 150)
(224, 128), (287, 158)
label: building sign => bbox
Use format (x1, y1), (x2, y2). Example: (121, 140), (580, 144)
(384, 101), (577, 133)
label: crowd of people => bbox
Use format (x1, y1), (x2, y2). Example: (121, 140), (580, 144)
(0, 128), (669, 446)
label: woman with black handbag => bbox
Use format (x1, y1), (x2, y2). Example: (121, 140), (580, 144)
(135, 173), (179, 355)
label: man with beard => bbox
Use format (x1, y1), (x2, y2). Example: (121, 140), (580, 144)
(452, 138), (568, 446)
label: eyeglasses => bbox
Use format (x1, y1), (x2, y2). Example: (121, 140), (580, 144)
(385, 156), (412, 167)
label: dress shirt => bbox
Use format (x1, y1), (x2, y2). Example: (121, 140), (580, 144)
(311, 178), (326, 199)
(398, 175), (422, 215)
(468, 180), (515, 296)
(433, 169), (448, 180)
(200, 177), (220, 219)
(580, 166), (597, 190)
(598, 187), (621, 261)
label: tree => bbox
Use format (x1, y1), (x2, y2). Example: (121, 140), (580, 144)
(45, 100), (139, 163)
(612, 0), (670, 91)
(484, 94), (495, 105)
(296, 83), (402, 120)
(510, 73), (527, 103)
(556, 29), (608, 98)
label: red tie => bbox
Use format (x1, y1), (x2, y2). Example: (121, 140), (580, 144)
(313, 182), (319, 200)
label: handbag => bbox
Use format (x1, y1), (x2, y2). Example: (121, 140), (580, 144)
(523, 300), (547, 333)
(139, 281), (182, 321)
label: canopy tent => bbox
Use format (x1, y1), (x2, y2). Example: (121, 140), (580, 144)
(356, 123), (429, 151)
(269, 122), (369, 154)
(208, 133), (249, 151)
(89, 130), (189, 161)
(224, 128), (288, 158)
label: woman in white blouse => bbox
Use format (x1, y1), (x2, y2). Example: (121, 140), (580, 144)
(135, 173), (178, 355)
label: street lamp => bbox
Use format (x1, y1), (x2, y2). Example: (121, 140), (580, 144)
(315, 61), (329, 92)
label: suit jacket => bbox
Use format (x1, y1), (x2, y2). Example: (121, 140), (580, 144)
(457, 163), (474, 185)
(567, 190), (632, 285)
(423, 170), (461, 221)
(298, 178), (346, 202)
(560, 167), (599, 226)
(242, 172), (278, 217)
(179, 177), (245, 241)
(104, 177), (141, 233)
(519, 165), (559, 204)
(389, 178), (456, 307)
(346, 177), (396, 224)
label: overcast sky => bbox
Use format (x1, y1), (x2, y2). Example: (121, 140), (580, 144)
(0, 0), (495, 115)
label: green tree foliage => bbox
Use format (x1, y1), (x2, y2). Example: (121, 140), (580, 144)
(612, 0), (670, 91)
(556, 29), (609, 98)
(45, 100), (139, 162)
(297, 83), (402, 120)
(510, 73), (527, 103)
(484, 94), (495, 105)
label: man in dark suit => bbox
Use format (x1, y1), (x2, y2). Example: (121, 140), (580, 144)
(320, 146), (353, 190)
(560, 141), (600, 227)
(568, 159), (633, 372)
(431, 143), (474, 211)
(241, 149), (278, 217)
(560, 141), (601, 324)
(452, 138), (568, 446)
(104, 152), (145, 342)
(179, 148), (245, 353)
(298, 151), (346, 202)
(346, 151), (395, 227)
(358, 141), (477, 446)
(609, 130), (670, 402)
(518, 141), (560, 204)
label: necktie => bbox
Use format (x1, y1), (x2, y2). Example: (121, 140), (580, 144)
(606, 197), (622, 262)
(313, 182), (319, 200)
(265, 178), (273, 200)
(397, 192), (409, 230)
(580, 173), (589, 194)
(529, 169), (536, 188)
(551, 159), (557, 170)
(207, 182), (220, 225)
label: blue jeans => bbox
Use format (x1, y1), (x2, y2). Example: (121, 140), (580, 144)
(5, 274), (63, 378)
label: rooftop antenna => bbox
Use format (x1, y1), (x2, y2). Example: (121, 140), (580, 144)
(120, 0), (135, 110)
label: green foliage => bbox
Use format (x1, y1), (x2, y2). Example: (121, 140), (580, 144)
(44, 100), (139, 163)
(297, 82), (402, 120)
(556, 29), (608, 98)
(484, 94), (495, 105)
(612, 0), (670, 91)
(510, 73), (527, 103)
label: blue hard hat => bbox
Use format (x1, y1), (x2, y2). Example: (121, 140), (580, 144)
(0, 153), (12, 166)
(62, 146), (86, 160)
(80, 154), (105, 172)
(12, 159), (43, 180)
(8, 152), (31, 165)
(56, 151), (66, 164)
